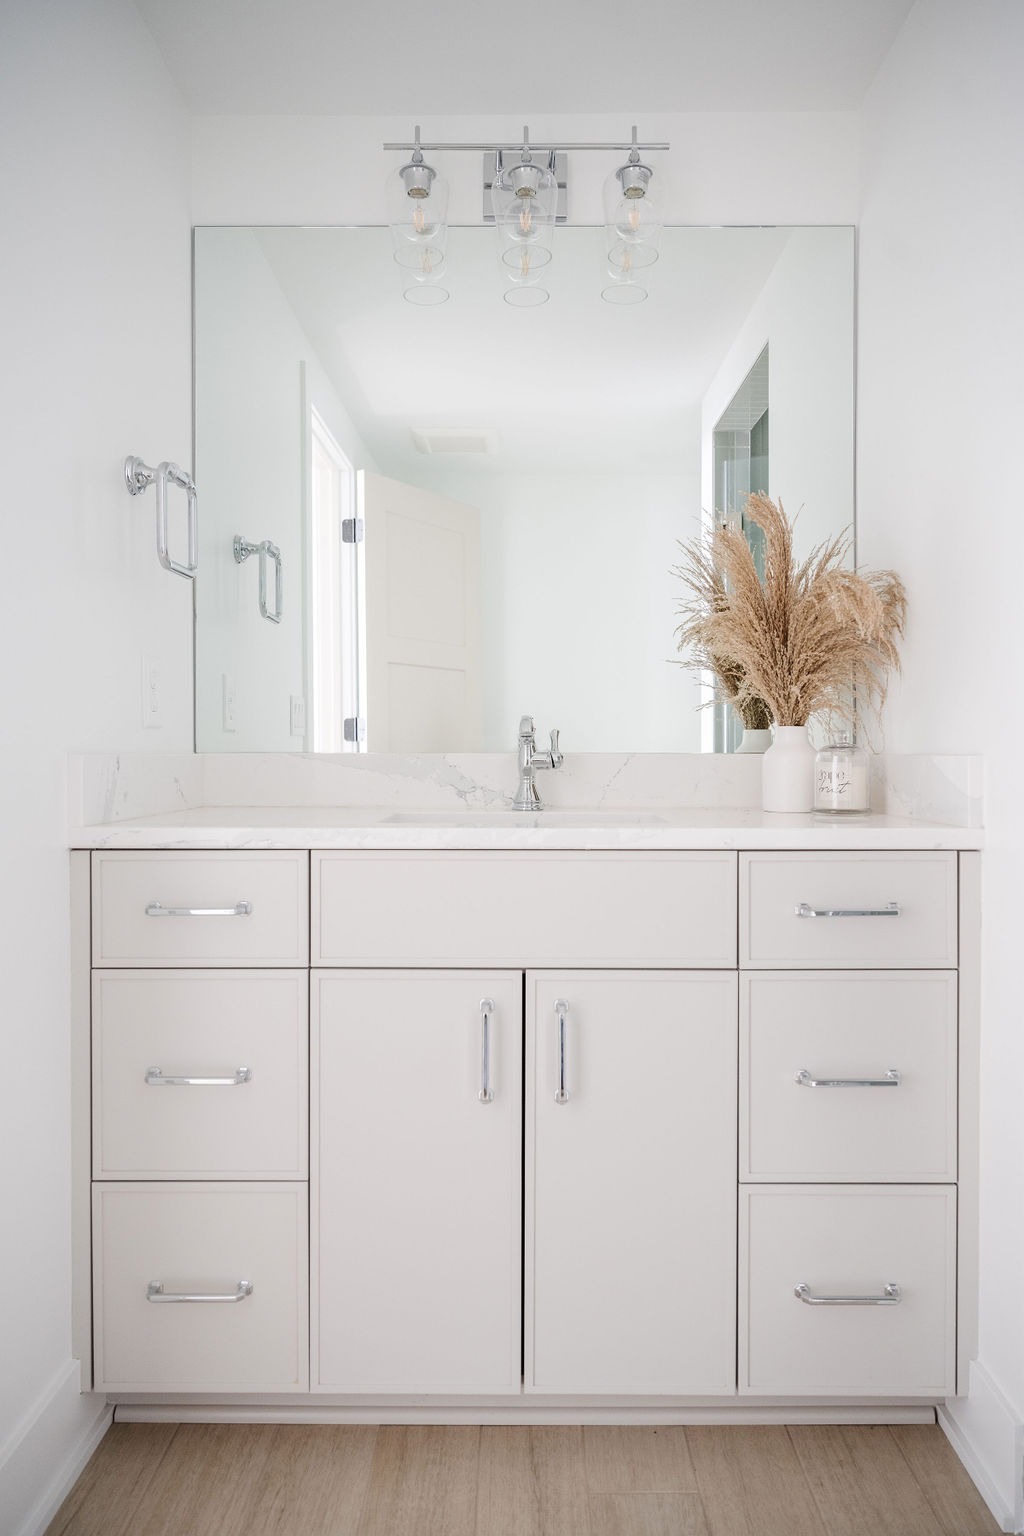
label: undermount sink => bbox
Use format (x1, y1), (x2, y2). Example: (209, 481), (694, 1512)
(383, 809), (667, 828)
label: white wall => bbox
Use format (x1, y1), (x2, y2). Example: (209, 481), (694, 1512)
(856, 2), (1024, 1526)
(0, 2), (191, 1530)
(194, 228), (377, 750)
(701, 228), (856, 559)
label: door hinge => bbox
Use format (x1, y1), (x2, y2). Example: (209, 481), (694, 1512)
(341, 518), (364, 545)
(343, 716), (366, 744)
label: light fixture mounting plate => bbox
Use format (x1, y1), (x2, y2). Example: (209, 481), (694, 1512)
(483, 150), (568, 223)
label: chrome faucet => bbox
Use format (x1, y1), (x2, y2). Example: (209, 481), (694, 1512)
(513, 715), (563, 810)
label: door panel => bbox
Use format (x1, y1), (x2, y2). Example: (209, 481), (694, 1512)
(527, 971), (738, 1394)
(313, 969), (521, 1393)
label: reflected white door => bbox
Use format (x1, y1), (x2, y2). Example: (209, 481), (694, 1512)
(359, 471), (481, 751)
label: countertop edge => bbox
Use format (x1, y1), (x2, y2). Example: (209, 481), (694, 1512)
(69, 815), (985, 852)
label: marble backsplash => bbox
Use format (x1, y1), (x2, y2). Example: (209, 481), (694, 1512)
(70, 749), (983, 829)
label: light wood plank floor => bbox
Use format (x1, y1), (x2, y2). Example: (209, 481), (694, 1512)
(45, 1422), (1000, 1536)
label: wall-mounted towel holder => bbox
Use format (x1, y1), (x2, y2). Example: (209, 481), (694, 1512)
(234, 535), (283, 624)
(124, 456), (198, 578)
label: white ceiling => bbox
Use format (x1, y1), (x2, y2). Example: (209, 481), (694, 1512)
(135, 0), (913, 115)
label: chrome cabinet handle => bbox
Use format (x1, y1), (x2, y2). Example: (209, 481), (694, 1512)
(795, 901), (901, 919)
(145, 901), (252, 918)
(479, 997), (494, 1104)
(795, 1067), (901, 1089)
(555, 999), (570, 1104)
(147, 1280), (253, 1304)
(145, 1066), (252, 1088)
(794, 1281), (901, 1306)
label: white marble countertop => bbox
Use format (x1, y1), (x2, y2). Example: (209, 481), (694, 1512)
(70, 805), (984, 851)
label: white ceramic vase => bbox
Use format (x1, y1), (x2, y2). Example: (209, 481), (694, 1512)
(735, 728), (773, 755)
(762, 725), (815, 812)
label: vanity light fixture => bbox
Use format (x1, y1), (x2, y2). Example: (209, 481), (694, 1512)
(383, 127), (669, 305)
(386, 126), (450, 305)
(490, 130), (559, 307)
(601, 126), (662, 304)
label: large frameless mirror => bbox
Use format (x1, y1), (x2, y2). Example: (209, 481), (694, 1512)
(193, 224), (854, 753)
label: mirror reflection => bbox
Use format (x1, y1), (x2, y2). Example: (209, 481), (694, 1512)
(193, 225), (853, 753)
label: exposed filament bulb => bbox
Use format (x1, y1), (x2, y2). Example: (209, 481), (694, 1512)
(413, 206), (426, 234)
(519, 204), (534, 236)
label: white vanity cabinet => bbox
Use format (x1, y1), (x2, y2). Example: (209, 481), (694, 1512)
(88, 851), (310, 1393)
(311, 850), (739, 1397)
(738, 852), (964, 1398)
(79, 840), (976, 1411)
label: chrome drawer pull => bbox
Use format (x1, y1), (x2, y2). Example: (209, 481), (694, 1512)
(795, 1068), (901, 1089)
(555, 999), (570, 1104)
(479, 998), (495, 1104)
(147, 1280), (253, 1304)
(794, 1281), (901, 1306)
(145, 901), (253, 918)
(795, 901), (901, 919)
(145, 1066), (252, 1088)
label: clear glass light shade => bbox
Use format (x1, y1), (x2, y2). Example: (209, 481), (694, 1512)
(388, 160), (449, 271)
(401, 253), (449, 305)
(503, 282), (549, 307)
(500, 239), (550, 305)
(601, 266), (649, 305)
(403, 279), (450, 306)
(603, 162), (661, 263)
(491, 158), (558, 252)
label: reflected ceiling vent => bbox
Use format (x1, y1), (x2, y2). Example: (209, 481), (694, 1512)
(411, 428), (499, 455)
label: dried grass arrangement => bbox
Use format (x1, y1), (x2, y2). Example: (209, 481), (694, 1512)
(674, 493), (907, 736)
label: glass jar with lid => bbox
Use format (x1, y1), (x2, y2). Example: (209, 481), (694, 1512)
(814, 734), (870, 813)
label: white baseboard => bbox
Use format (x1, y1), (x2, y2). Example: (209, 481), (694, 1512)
(113, 1401), (935, 1427)
(0, 1360), (112, 1536)
(941, 1360), (1024, 1534)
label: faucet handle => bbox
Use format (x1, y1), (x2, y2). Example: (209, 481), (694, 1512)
(518, 715), (535, 740)
(549, 728), (562, 768)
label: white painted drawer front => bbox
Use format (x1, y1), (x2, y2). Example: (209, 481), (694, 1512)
(740, 1186), (956, 1396)
(314, 971), (522, 1394)
(92, 971), (308, 1179)
(93, 1183), (308, 1392)
(740, 853), (957, 968)
(528, 972), (737, 1394)
(92, 851), (308, 966)
(314, 851), (736, 968)
(740, 972), (957, 1181)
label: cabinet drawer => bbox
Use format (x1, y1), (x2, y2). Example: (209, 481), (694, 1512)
(313, 851), (736, 968)
(740, 972), (957, 1181)
(740, 853), (957, 968)
(740, 1186), (956, 1396)
(93, 971), (308, 1179)
(93, 1183), (308, 1392)
(92, 851), (308, 966)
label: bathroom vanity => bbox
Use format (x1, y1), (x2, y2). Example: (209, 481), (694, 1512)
(71, 794), (981, 1423)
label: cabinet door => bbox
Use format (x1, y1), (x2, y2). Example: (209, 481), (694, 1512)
(313, 970), (522, 1393)
(527, 972), (737, 1394)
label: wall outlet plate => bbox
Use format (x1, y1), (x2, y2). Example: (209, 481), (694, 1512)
(290, 694), (306, 736)
(222, 674), (236, 732)
(141, 654), (161, 729)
